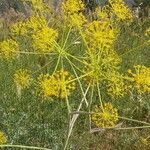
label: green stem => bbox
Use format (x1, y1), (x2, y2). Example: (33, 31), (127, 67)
(62, 27), (72, 50)
(52, 54), (61, 75)
(0, 145), (51, 150)
(118, 116), (150, 125)
(96, 82), (104, 110)
(65, 55), (88, 106)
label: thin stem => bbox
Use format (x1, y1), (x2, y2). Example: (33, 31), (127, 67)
(32, 59), (54, 75)
(89, 83), (95, 130)
(70, 111), (150, 126)
(118, 116), (150, 126)
(62, 27), (72, 50)
(15, 51), (57, 55)
(65, 58), (85, 73)
(96, 82), (104, 110)
(66, 52), (88, 66)
(64, 84), (90, 150)
(0, 145), (51, 150)
(115, 126), (150, 130)
(52, 54), (61, 75)
(90, 126), (150, 133)
(61, 57), (71, 113)
(67, 71), (93, 84)
(65, 55), (88, 106)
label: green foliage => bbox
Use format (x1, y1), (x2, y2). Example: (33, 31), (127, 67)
(0, 0), (150, 149)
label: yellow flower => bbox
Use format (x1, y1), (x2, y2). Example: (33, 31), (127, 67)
(62, 0), (85, 15)
(107, 72), (127, 98)
(11, 21), (28, 36)
(21, 0), (51, 13)
(14, 69), (31, 89)
(66, 13), (87, 29)
(11, 16), (48, 37)
(0, 131), (7, 144)
(26, 15), (47, 33)
(37, 74), (58, 98)
(84, 50), (121, 84)
(95, 6), (112, 21)
(0, 39), (19, 60)
(85, 20), (118, 51)
(32, 27), (58, 53)
(102, 50), (121, 70)
(128, 65), (150, 94)
(37, 70), (75, 99)
(92, 102), (119, 128)
(62, 0), (86, 29)
(10, 15), (57, 54)
(84, 58), (103, 84)
(52, 69), (76, 98)
(109, 0), (133, 21)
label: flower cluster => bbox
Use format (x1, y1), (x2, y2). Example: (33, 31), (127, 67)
(0, 131), (7, 144)
(85, 20), (118, 51)
(109, 0), (133, 21)
(11, 21), (28, 36)
(52, 69), (76, 98)
(107, 72), (127, 98)
(11, 16), (47, 36)
(25, 16), (47, 33)
(62, 0), (87, 29)
(32, 26), (58, 53)
(21, 0), (51, 14)
(92, 102), (119, 128)
(95, 6), (112, 22)
(14, 69), (31, 89)
(0, 39), (19, 60)
(62, 0), (84, 14)
(68, 13), (87, 29)
(128, 65), (150, 94)
(37, 74), (58, 98)
(11, 15), (58, 53)
(102, 50), (121, 71)
(84, 49), (121, 85)
(84, 58), (103, 84)
(37, 69), (75, 99)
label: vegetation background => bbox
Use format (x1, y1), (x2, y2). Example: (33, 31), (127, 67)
(0, 0), (150, 150)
